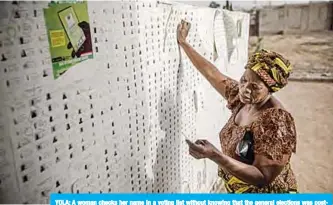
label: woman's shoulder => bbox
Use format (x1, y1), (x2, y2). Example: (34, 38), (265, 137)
(260, 107), (294, 121)
(251, 103), (297, 160)
(253, 97), (297, 137)
(224, 78), (241, 111)
(252, 106), (296, 141)
(257, 97), (295, 123)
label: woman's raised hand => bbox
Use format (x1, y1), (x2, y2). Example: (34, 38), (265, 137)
(177, 19), (191, 45)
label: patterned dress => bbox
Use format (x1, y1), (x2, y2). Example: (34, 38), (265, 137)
(218, 78), (298, 193)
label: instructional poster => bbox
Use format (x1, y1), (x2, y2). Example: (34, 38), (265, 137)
(44, 1), (93, 79)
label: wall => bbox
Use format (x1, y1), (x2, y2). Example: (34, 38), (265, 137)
(0, 1), (249, 203)
(258, 2), (333, 35)
(249, 11), (259, 36)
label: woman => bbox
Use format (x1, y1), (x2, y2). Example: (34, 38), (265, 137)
(177, 20), (298, 193)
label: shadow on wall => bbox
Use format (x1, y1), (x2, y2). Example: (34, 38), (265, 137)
(150, 88), (182, 192)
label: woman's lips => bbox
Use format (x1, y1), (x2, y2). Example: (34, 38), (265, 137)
(240, 93), (251, 101)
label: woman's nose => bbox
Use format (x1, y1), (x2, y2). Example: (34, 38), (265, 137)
(244, 84), (252, 94)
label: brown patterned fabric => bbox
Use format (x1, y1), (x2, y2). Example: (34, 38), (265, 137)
(218, 78), (298, 193)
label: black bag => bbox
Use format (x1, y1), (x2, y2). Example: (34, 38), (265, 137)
(235, 130), (255, 165)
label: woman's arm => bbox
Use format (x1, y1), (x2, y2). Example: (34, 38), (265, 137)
(177, 20), (235, 99)
(210, 150), (289, 187)
(180, 41), (233, 98)
(186, 139), (289, 187)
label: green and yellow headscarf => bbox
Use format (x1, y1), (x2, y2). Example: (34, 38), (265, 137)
(245, 49), (292, 92)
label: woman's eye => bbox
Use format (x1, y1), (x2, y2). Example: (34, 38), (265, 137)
(252, 85), (259, 89)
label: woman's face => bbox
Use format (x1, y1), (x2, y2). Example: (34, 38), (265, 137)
(238, 69), (270, 104)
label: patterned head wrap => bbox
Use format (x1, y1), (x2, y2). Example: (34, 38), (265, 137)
(245, 49), (292, 92)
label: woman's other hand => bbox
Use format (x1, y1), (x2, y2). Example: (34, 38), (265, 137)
(186, 139), (220, 159)
(177, 20), (191, 45)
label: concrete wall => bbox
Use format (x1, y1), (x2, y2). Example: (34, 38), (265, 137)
(259, 2), (333, 35)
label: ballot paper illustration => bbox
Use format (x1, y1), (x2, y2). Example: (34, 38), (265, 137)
(58, 6), (86, 52)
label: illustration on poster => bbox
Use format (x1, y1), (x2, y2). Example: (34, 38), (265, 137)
(44, 1), (93, 79)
